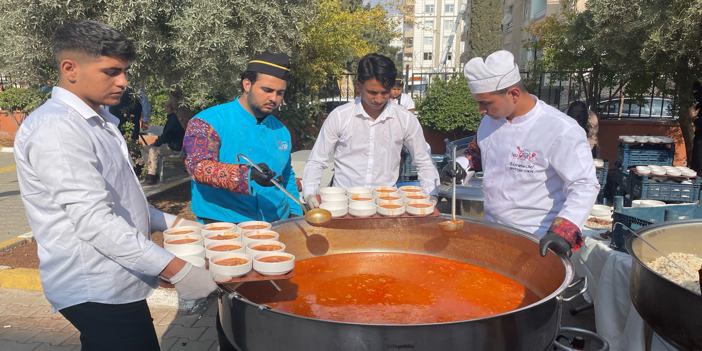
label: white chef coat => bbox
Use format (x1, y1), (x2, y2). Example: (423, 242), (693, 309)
(472, 97), (599, 237)
(14, 87), (175, 311)
(303, 98), (439, 196)
(391, 93), (416, 111)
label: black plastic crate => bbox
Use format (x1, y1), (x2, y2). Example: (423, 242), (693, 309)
(595, 161), (609, 204)
(629, 174), (701, 204)
(616, 142), (674, 170)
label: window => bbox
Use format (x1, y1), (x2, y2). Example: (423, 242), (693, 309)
(424, 20), (434, 30)
(444, 3), (455, 13)
(424, 4), (435, 13)
(530, 0), (546, 20)
(423, 52), (433, 60)
(404, 52), (413, 59)
(405, 37), (414, 47)
(423, 36), (433, 46)
(447, 52), (453, 61)
(443, 19), (453, 32)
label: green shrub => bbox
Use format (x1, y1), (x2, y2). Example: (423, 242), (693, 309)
(0, 87), (45, 112)
(147, 88), (171, 127)
(416, 76), (482, 133)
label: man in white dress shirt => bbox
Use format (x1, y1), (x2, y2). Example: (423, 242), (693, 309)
(302, 53), (439, 207)
(443, 50), (599, 257)
(13, 20), (215, 350)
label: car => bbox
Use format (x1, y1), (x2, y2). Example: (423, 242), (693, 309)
(595, 97), (674, 119)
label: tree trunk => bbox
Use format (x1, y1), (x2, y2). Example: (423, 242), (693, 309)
(674, 58), (695, 163)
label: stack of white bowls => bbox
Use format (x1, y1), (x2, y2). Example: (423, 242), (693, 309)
(319, 187), (348, 217)
(163, 224), (207, 268)
(347, 187), (376, 217)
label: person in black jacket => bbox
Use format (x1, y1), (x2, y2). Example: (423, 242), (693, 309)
(143, 95), (190, 185)
(690, 81), (702, 175)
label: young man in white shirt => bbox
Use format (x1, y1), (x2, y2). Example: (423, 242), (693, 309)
(443, 50), (599, 257)
(302, 53), (439, 206)
(14, 20), (215, 351)
(390, 78), (416, 112)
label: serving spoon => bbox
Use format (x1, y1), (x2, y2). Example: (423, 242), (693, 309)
(438, 146), (464, 233)
(237, 154), (332, 226)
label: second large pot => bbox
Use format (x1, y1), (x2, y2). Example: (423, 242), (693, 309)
(219, 215), (577, 351)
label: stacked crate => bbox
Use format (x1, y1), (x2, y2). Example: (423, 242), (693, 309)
(613, 137), (701, 205)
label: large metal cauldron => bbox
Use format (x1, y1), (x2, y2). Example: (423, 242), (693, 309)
(218, 215), (581, 351)
(627, 220), (702, 350)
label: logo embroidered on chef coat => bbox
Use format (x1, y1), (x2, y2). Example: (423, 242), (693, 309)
(277, 141), (289, 151)
(509, 146), (537, 174)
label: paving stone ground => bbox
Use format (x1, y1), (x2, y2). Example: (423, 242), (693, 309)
(0, 288), (220, 351)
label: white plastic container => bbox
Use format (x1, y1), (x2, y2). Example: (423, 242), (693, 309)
(242, 230), (280, 246)
(246, 240), (286, 256)
(201, 222), (239, 237)
(348, 201), (377, 217)
(238, 221), (272, 234)
(205, 241), (245, 259)
(320, 202), (348, 218)
(377, 203), (405, 216)
(405, 200), (435, 216)
(165, 241), (206, 259)
(253, 252), (295, 276)
(346, 186), (372, 199)
(209, 253), (252, 281)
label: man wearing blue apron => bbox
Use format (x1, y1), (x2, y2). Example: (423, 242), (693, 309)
(183, 52), (302, 224)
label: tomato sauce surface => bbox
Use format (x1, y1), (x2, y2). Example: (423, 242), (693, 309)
(255, 252), (538, 324)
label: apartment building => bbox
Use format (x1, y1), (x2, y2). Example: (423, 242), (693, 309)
(401, 0), (469, 84)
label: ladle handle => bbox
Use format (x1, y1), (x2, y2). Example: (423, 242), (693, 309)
(236, 153), (306, 212)
(451, 145), (457, 221)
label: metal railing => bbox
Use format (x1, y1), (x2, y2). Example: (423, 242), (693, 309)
(320, 70), (678, 120)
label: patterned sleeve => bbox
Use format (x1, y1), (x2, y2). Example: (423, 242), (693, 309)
(464, 138), (483, 172)
(183, 118), (250, 194)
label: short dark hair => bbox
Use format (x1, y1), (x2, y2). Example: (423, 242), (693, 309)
(240, 71), (258, 91)
(52, 20), (136, 63)
(493, 81), (527, 95)
(357, 53), (397, 91)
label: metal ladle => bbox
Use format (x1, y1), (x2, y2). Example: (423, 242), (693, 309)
(237, 154), (332, 226)
(438, 146), (464, 233)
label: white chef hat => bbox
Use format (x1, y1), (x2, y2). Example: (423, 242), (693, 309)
(463, 50), (521, 94)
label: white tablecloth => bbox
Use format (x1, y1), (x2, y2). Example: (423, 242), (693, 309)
(572, 234), (676, 351)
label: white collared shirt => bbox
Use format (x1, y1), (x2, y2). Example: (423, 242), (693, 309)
(14, 87), (174, 311)
(303, 98), (439, 196)
(391, 93), (416, 111)
(475, 98), (600, 237)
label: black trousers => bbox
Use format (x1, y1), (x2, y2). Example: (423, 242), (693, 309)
(59, 300), (160, 351)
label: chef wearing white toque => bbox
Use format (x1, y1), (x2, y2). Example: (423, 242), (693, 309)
(442, 50), (600, 257)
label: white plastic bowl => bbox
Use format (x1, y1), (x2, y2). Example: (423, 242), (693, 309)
(163, 225), (201, 239)
(593, 159), (605, 168)
(406, 200), (435, 216)
(399, 185), (423, 194)
(377, 203), (405, 216)
(253, 252), (295, 276)
(246, 240), (286, 256)
(346, 187), (372, 198)
(321, 193), (347, 202)
(238, 221), (272, 234)
(202, 231), (241, 247)
(209, 253), (252, 281)
(243, 230), (280, 246)
(320, 202), (348, 218)
(590, 204), (613, 218)
(632, 199), (666, 208)
(348, 194), (375, 205)
(375, 193), (403, 206)
(348, 202), (377, 217)
(622, 136), (635, 143)
(163, 235), (203, 251)
(666, 168), (682, 177)
(374, 186), (398, 196)
(205, 241), (245, 259)
(320, 186), (346, 196)
(404, 192), (430, 203)
(165, 241), (206, 258)
(201, 222), (239, 237)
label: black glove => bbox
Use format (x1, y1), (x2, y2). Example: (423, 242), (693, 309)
(440, 163), (467, 185)
(539, 232), (573, 257)
(251, 163), (280, 187)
